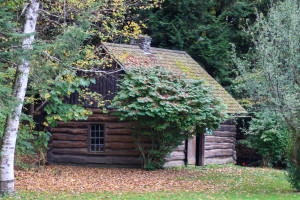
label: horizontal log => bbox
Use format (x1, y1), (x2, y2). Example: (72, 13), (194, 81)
(205, 143), (234, 150)
(52, 140), (86, 148)
(52, 154), (87, 164)
(88, 113), (110, 118)
(50, 128), (88, 134)
(205, 149), (235, 158)
(56, 122), (89, 128)
(174, 143), (185, 151)
(105, 142), (150, 150)
(105, 142), (137, 149)
(106, 128), (133, 135)
(87, 156), (140, 165)
(216, 125), (236, 132)
(205, 136), (235, 143)
(204, 156), (236, 165)
(106, 122), (133, 129)
(52, 148), (88, 154)
(165, 151), (185, 161)
(102, 149), (140, 156)
(106, 135), (136, 143)
(210, 131), (236, 137)
(52, 148), (141, 156)
(205, 142), (234, 145)
(163, 160), (185, 168)
(85, 116), (120, 122)
(88, 109), (117, 114)
(52, 133), (87, 141)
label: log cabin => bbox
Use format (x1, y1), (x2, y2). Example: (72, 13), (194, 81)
(47, 36), (247, 168)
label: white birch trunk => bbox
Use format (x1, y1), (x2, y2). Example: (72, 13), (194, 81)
(0, 0), (39, 195)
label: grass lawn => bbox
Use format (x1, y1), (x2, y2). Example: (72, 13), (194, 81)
(1, 164), (299, 200)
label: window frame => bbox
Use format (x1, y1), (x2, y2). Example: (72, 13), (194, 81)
(88, 123), (106, 153)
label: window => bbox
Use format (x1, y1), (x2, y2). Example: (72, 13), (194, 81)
(89, 124), (105, 152)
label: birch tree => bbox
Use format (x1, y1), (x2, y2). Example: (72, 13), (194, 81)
(0, 0), (39, 195)
(0, 0), (163, 195)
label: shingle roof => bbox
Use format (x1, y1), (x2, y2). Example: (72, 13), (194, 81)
(102, 43), (247, 114)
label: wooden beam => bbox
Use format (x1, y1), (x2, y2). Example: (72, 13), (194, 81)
(204, 156), (235, 165)
(87, 109), (117, 114)
(52, 154), (87, 164)
(205, 136), (235, 143)
(106, 128), (133, 135)
(52, 148), (88, 154)
(56, 122), (88, 128)
(106, 135), (136, 143)
(52, 140), (86, 148)
(165, 151), (185, 161)
(106, 122), (133, 129)
(51, 148), (140, 156)
(205, 143), (234, 150)
(210, 131), (236, 137)
(50, 128), (88, 134)
(85, 116), (120, 122)
(205, 149), (235, 158)
(52, 133), (87, 141)
(87, 156), (141, 165)
(105, 142), (152, 149)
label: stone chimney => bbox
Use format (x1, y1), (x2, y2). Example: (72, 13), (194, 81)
(130, 35), (152, 54)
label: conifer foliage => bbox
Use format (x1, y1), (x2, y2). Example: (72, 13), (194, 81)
(141, 0), (273, 86)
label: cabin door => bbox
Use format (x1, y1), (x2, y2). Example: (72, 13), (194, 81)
(196, 134), (205, 166)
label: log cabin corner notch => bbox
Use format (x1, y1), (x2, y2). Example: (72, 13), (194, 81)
(47, 36), (247, 168)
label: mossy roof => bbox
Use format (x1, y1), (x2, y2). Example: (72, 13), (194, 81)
(102, 43), (247, 114)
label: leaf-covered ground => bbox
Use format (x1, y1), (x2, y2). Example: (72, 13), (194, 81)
(11, 165), (299, 199)
(16, 165), (213, 193)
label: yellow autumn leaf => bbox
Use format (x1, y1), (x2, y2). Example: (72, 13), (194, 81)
(44, 93), (51, 99)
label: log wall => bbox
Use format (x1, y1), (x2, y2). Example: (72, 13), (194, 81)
(163, 143), (186, 168)
(204, 120), (237, 165)
(48, 111), (237, 168)
(48, 110), (144, 167)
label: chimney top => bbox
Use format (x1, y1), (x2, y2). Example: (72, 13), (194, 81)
(130, 35), (152, 54)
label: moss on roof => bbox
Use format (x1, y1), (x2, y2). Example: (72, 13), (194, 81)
(102, 43), (247, 114)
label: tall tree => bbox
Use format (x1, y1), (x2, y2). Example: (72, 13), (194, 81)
(234, 0), (299, 190)
(0, 0), (39, 195)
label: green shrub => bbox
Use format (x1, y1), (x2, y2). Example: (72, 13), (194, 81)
(246, 112), (289, 167)
(111, 66), (227, 169)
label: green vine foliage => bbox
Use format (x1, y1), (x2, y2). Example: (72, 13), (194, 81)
(40, 70), (98, 127)
(111, 66), (227, 170)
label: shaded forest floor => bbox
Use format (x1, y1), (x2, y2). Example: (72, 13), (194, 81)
(5, 164), (300, 199)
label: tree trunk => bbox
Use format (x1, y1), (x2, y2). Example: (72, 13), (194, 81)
(0, 0), (39, 195)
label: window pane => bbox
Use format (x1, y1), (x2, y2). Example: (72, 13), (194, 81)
(90, 124), (105, 152)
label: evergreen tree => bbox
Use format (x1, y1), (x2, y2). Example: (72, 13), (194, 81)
(141, 0), (273, 87)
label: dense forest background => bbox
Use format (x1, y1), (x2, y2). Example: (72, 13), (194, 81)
(138, 0), (275, 91)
